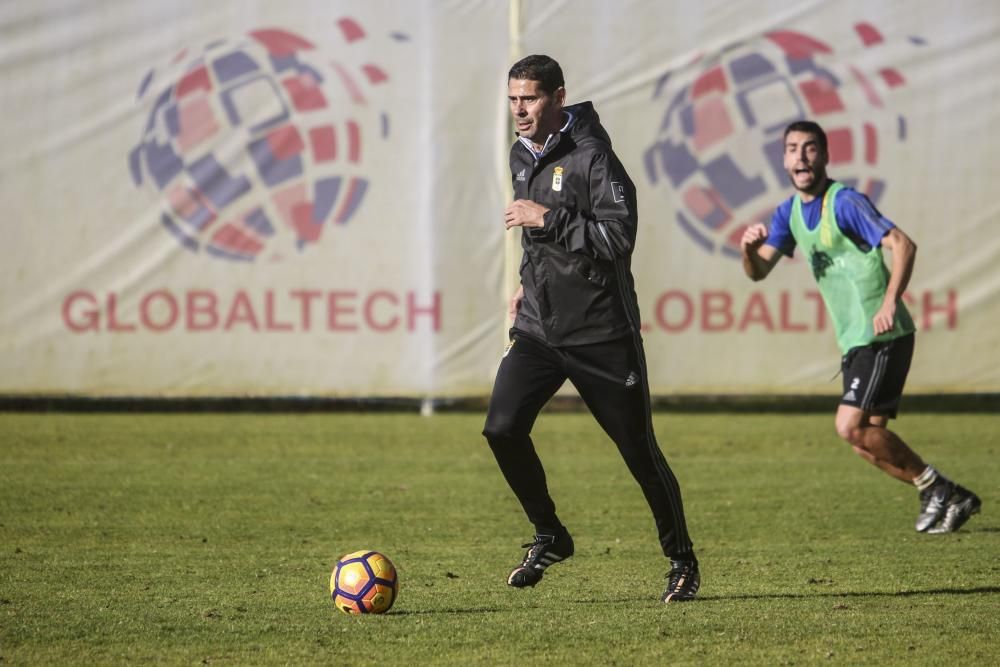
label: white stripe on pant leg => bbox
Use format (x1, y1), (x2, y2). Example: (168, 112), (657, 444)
(605, 253), (694, 556)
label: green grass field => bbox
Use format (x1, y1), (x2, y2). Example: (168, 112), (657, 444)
(1, 411), (997, 665)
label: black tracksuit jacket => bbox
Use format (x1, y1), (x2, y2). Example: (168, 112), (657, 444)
(510, 101), (641, 347)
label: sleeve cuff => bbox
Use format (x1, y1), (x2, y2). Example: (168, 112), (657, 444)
(527, 210), (554, 239)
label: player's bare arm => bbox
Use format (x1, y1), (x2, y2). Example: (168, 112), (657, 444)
(873, 226), (917, 335)
(740, 223), (781, 281)
(504, 199), (549, 229)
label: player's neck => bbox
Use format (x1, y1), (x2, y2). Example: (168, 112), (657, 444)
(797, 177), (830, 203)
(530, 111), (569, 152)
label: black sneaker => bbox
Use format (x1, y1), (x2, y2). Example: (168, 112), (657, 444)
(915, 480), (954, 532)
(506, 531), (574, 588)
(927, 486), (982, 534)
(661, 560), (700, 603)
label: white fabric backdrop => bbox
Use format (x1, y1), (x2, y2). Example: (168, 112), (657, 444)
(1, 0), (997, 396)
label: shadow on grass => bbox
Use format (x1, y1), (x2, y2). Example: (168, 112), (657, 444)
(388, 606), (514, 617)
(698, 586), (1000, 602)
(567, 586), (1000, 605)
(385, 587), (1000, 616)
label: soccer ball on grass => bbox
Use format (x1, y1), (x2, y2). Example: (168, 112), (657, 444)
(330, 550), (399, 614)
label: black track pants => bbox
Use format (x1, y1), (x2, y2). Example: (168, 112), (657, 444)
(482, 333), (696, 561)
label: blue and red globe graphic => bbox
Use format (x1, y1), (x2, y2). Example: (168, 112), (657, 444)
(128, 19), (403, 262)
(644, 22), (925, 259)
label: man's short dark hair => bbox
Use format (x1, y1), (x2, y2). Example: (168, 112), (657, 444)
(784, 120), (828, 155)
(508, 55), (565, 94)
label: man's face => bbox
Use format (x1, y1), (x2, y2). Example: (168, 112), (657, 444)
(508, 78), (565, 146)
(783, 130), (829, 194)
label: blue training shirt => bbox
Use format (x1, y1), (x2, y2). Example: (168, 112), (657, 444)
(766, 182), (895, 257)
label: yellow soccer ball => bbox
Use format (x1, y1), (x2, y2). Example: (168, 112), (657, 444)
(330, 550), (399, 614)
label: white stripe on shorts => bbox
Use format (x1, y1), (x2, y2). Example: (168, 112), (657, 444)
(860, 344), (890, 409)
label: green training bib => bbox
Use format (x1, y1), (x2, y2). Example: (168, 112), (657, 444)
(789, 182), (914, 353)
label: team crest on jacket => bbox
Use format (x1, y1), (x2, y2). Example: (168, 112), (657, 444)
(552, 166), (564, 192)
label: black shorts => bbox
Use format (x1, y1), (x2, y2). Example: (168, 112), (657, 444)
(839, 333), (914, 418)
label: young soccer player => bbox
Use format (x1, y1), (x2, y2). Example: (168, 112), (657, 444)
(740, 120), (981, 534)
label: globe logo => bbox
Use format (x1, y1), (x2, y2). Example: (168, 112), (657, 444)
(643, 22), (925, 259)
(128, 19), (404, 262)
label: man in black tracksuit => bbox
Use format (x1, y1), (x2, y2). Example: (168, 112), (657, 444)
(483, 55), (700, 602)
